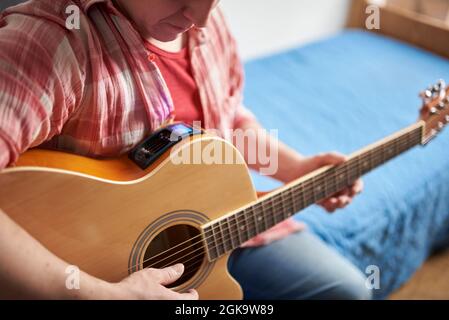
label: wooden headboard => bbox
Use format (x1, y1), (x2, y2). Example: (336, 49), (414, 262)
(347, 0), (449, 59)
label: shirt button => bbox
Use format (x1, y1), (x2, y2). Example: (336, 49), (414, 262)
(193, 27), (206, 42)
(148, 53), (156, 62)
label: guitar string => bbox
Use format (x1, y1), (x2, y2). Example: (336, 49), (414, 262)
(129, 131), (421, 272)
(167, 119), (445, 284)
(126, 131), (422, 272)
(127, 111), (442, 271)
(140, 133), (424, 274)
(128, 131), (421, 272)
(166, 258), (204, 285)
(139, 133), (422, 271)
(187, 119), (439, 262)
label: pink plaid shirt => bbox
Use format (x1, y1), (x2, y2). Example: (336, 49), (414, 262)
(0, 0), (303, 247)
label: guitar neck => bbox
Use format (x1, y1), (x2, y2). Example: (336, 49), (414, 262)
(203, 121), (425, 260)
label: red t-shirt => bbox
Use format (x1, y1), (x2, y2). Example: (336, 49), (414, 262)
(143, 41), (303, 248)
(144, 41), (204, 126)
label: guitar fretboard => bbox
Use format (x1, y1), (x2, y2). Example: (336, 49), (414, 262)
(203, 122), (424, 261)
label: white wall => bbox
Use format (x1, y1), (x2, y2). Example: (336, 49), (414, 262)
(221, 0), (352, 60)
(1, 0), (352, 60)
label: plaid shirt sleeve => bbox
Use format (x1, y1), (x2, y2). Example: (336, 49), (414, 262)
(0, 1), (304, 247)
(0, 11), (86, 169)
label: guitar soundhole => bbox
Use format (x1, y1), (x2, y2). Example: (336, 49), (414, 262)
(142, 224), (205, 288)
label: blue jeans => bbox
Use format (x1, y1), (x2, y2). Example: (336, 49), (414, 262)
(228, 231), (372, 300)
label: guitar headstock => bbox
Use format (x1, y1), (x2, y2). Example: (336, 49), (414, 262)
(419, 79), (449, 145)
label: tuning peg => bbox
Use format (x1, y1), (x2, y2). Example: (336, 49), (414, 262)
(420, 90), (433, 103)
(438, 101), (446, 109)
(446, 115), (449, 123)
(423, 90), (433, 98)
(430, 107), (438, 115)
(437, 79), (447, 89)
(438, 122), (444, 130)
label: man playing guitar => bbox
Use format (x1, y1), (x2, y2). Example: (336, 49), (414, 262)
(0, 0), (369, 299)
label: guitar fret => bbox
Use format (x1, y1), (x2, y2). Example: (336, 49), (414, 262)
(368, 149), (374, 170)
(392, 136), (401, 156)
(253, 206), (263, 235)
(384, 139), (392, 160)
(290, 188), (297, 214)
(308, 178), (316, 203)
(271, 197), (281, 226)
(237, 211), (250, 243)
(382, 137), (391, 161)
(214, 222), (225, 257)
(360, 152), (370, 174)
(344, 164), (352, 188)
(392, 137), (398, 158)
(225, 216), (236, 250)
(402, 134), (409, 153)
(285, 192), (293, 216)
(232, 214), (242, 246)
(354, 161), (360, 182)
(380, 141), (387, 164)
(373, 145), (382, 168)
(336, 168), (348, 191)
(403, 132), (412, 153)
(205, 226), (219, 260)
(268, 197), (277, 228)
(260, 203), (269, 231)
(313, 176), (326, 202)
(218, 219), (229, 254)
(329, 172), (336, 196)
(292, 185), (300, 210)
(385, 138), (396, 161)
(323, 172), (330, 199)
(280, 192), (287, 220)
(245, 208), (255, 239)
(300, 182), (308, 208)
(278, 193), (286, 221)
(288, 187), (297, 213)
(385, 139), (393, 161)
(247, 207), (258, 238)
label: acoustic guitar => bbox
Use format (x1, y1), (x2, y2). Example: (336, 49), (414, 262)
(0, 80), (448, 299)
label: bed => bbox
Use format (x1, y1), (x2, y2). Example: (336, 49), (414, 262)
(245, 29), (449, 299)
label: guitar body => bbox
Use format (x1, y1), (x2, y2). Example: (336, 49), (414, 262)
(0, 134), (257, 299)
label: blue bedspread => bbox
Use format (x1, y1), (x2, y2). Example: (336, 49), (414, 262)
(244, 30), (449, 299)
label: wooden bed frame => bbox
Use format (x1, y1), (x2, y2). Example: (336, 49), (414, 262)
(348, 0), (449, 299)
(348, 0), (449, 59)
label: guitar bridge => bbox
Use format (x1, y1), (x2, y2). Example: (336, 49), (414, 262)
(129, 123), (202, 170)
